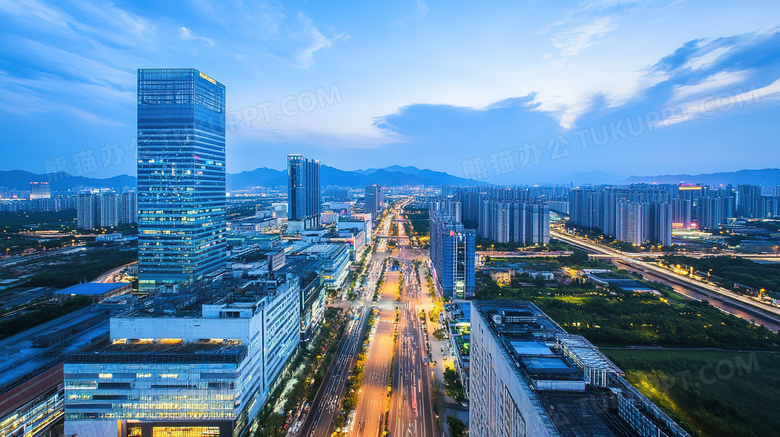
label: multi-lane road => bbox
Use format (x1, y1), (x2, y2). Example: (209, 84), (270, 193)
(388, 248), (435, 437)
(301, 303), (370, 437)
(300, 209), (397, 436)
(301, 198), (437, 437)
(351, 303), (395, 436)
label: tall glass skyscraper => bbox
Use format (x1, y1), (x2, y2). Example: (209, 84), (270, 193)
(287, 154), (321, 231)
(137, 68), (226, 291)
(429, 212), (476, 299)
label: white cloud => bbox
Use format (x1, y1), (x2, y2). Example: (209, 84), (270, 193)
(178, 26), (214, 46)
(0, 0), (73, 30)
(551, 17), (617, 58)
(179, 27), (195, 40)
(671, 70), (748, 101)
(662, 78), (779, 126)
(415, 0), (429, 17)
(684, 44), (731, 70)
(293, 12), (345, 69)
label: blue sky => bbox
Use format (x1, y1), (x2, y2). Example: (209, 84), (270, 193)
(1, 0), (779, 184)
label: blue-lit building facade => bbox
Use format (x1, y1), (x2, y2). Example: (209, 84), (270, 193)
(430, 212), (476, 299)
(137, 68), (227, 291)
(287, 154), (321, 231)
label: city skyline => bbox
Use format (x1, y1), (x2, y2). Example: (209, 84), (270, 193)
(1, 3), (780, 437)
(1, 1), (779, 184)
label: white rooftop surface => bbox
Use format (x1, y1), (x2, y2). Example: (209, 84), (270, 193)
(510, 340), (553, 356)
(558, 335), (623, 374)
(299, 243), (342, 255)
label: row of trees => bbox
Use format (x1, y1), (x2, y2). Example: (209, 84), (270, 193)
(254, 308), (348, 436)
(663, 254), (780, 294)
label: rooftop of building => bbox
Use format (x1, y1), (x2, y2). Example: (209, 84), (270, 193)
(296, 242), (348, 257)
(122, 275), (297, 319)
(444, 300), (471, 323)
(472, 300), (680, 437)
(67, 340), (248, 365)
(0, 302), (125, 392)
(276, 259), (322, 288)
(53, 282), (130, 296)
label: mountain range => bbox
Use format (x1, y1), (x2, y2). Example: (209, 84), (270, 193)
(0, 170), (137, 192)
(0, 167), (777, 192)
(0, 165), (487, 192)
(623, 168), (780, 186)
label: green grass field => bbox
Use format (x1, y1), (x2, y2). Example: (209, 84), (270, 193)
(603, 349), (780, 437)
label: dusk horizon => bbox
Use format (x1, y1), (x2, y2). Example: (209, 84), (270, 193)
(2, 1), (780, 184)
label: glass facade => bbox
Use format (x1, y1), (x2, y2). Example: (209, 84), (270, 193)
(0, 385), (63, 437)
(287, 154), (321, 230)
(137, 68), (226, 290)
(430, 213), (476, 298)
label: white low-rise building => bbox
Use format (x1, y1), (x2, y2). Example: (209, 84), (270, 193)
(64, 274), (300, 437)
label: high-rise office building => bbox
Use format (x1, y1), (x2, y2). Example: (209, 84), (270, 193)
(29, 181), (51, 199)
(469, 301), (690, 437)
(364, 184), (384, 218)
(137, 68), (227, 291)
(646, 201), (673, 246)
(287, 154), (321, 231)
(429, 213), (476, 298)
(671, 198), (691, 228)
(569, 188), (597, 229)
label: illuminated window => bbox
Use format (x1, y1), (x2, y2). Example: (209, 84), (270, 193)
(152, 426), (219, 437)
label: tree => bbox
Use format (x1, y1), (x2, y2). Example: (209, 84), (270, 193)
(447, 415), (468, 437)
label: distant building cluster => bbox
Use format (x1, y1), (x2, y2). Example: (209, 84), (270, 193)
(0, 196), (77, 213)
(569, 186), (676, 246)
(435, 186), (552, 245)
(323, 186), (352, 201)
(29, 181), (51, 199)
(737, 184), (780, 219)
(76, 190), (137, 229)
(426, 186), (554, 299)
(569, 183), (780, 245)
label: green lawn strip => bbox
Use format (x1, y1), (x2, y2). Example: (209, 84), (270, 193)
(603, 349), (780, 437)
